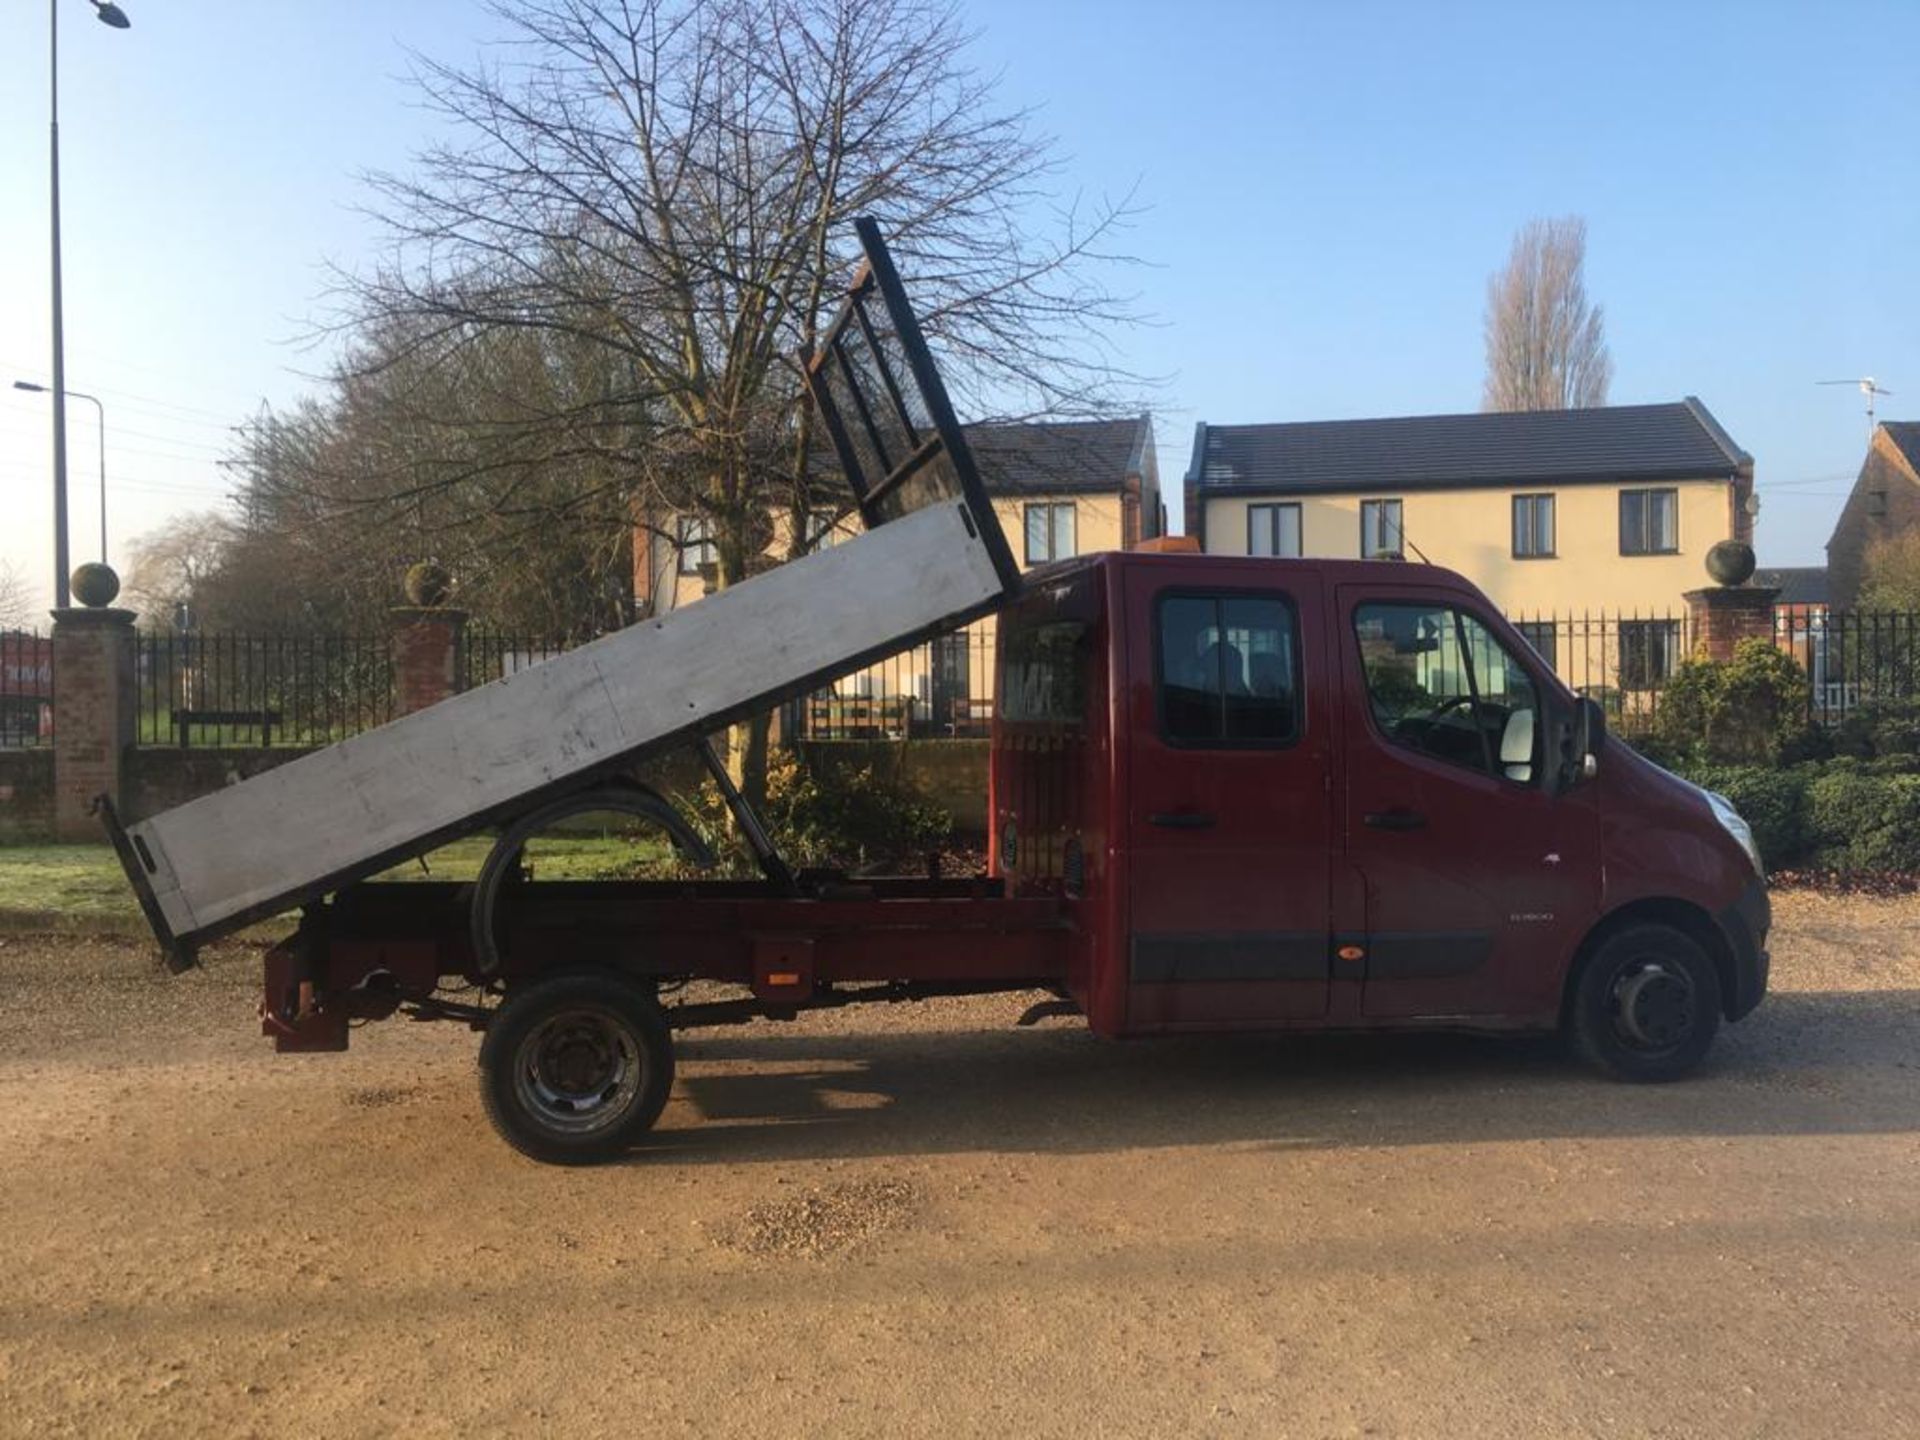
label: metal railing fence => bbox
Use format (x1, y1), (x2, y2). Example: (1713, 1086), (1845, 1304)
(135, 631), (395, 748)
(18, 604), (1912, 753)
(787, 624), (998, 740)
(1, 629), (53, 748)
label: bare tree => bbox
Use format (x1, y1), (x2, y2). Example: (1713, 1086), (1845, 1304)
(228, 322), (642, 636)
(294, 0), (1142, 801)
(0, 559), (34, 630)
(1482, 216), (1613, 412)
(122, 512), (235, 627)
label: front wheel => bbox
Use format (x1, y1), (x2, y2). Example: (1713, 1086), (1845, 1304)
(1567, 923), (1721, 1082)
(478, 972), (674, 1164)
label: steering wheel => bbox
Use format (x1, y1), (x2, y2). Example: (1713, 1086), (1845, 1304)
(1393, 694), (1479, 751)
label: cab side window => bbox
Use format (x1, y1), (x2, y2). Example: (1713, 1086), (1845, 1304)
(1353, 602), (1540, 783)
(1159, 595), (1298, 744)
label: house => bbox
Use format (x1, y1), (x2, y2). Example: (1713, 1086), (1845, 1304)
(1756, 566), (1831, 696)
(1184, 398), (1753, 608)
(630, 416), (1161, 736)
(633, 415), (1161, 617)
(1183, 399), (1755, 687)
(1753, 566), (1829, 618)
(1824, 422), (1920, 608)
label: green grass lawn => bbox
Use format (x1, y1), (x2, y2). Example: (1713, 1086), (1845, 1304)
(0, 830), (683, 935)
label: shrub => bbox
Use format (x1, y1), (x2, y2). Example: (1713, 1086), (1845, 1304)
(1652, 638), (1810, 765)
(1834, 697), (1920, 759)
(1683, 764), (1811, 870)
(1804, 767), (1920, 872)
(674, 747), (952, 874)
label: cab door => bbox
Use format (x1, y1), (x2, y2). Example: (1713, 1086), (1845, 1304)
(1334, 587), (1600, 1021)
(1123, 565), (1332, 1029)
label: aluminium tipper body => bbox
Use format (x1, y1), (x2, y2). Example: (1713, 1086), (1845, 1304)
(121, 499), (1009, 949)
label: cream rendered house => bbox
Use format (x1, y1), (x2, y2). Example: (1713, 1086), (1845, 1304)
(1184, 399), (1755, 692)
(634, 416), (1161, 734)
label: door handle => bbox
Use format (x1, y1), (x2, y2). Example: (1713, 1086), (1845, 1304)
(1149, 811), (1215, 829)
(1363, 808), (1427, 832)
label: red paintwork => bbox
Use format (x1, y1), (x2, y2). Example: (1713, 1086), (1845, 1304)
(280, 552), (1758, 1050)
(986, 552), (1757, 1040)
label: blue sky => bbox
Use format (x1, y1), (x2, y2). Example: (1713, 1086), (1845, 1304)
(4, 0), (1916, 611)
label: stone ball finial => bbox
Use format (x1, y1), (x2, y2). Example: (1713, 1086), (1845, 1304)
(1705, 540), (1756, 588)
(70, 562), (121, 608)
(404, 561), (453, 607)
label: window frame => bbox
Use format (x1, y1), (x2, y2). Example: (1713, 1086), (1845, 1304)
(1515, 620), (1559, 671)
(1360, 498), (1405, 559)
(1619, 487), (1680, 556)
(676, 515), (715, 575)
(1619, 617), (1682, 690)
(1349, 599), (1545, 787)
(1512, 493), (1557, 559)
(805, 510), (845, 551)
(1151, 588), (1305, 752)
(1024, 501), (1078, 565)
(1247, 502), (1303, 559)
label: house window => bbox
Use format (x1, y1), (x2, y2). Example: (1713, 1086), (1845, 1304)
(1512, 494), (1556, 558)
(805, 512), (844, 550)
(1360, 499), (1404, 559)
(1515, 621), (1558, 671)
(1157, 593), (1299, 745)
(1247, 503), (1302, 558)
(1620, 619), (1681, 689)
(677, 516), (715, 574)
(1025, 502), (1077, 565)
(1620, 488), (1679, 555)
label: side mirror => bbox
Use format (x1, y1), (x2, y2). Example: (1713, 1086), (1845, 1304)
(1557, 697), (1606, 792)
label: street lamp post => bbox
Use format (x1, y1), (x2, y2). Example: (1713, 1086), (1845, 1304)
(44, 0), (131, 609)
(14, 381), (107, 562)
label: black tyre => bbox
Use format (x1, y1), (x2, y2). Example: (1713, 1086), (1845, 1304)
(478, 972), (674, 1164)
(1568, 923), (1721, 1082)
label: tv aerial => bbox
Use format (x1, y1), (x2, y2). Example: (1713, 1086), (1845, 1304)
(1818, 376), (1894, 437)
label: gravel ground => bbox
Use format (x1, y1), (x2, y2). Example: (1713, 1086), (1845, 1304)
(0, 889), (1917, 1438)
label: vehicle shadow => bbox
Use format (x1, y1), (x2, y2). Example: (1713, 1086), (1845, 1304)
(635, 987), (1920, 1165)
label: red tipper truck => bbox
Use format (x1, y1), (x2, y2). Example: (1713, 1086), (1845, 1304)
(105, 221), (1769, 1164)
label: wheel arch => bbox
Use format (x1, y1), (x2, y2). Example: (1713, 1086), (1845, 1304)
(1560, 896), (1737, 1027)
(470, 779), (715, 977)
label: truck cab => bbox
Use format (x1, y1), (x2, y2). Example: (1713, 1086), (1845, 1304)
(991, 551), (1769, 1079)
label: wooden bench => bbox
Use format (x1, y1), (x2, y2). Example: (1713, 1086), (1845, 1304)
(173, 708), (283, 746)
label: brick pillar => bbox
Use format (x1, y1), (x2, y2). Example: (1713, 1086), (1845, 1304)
(50, 605), (137, 840)
(390, 607), (468, 716)
(1684, 585), (1780, 663)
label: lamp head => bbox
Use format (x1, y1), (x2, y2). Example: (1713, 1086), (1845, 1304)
(12, 381), (49, 394)
(93, 2), (132, 29)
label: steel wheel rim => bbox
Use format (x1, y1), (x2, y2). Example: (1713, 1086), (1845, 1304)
(513, 1007), (643, 1136)
(1610, 960), (1696, 1051)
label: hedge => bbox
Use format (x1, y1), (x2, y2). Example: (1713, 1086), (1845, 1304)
(1675, 758), (1920, 873)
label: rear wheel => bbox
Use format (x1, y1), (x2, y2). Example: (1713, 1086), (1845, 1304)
(478, 972), (674, 1164)
(1568, 923), (1721, 1082)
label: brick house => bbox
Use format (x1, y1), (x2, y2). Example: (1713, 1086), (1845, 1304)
(1824, 422), (1920, 608)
